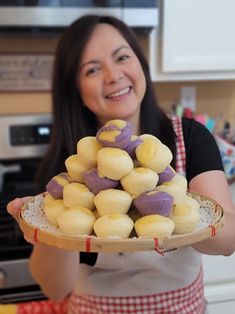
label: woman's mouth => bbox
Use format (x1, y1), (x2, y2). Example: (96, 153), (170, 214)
(106, 87), (131, 99)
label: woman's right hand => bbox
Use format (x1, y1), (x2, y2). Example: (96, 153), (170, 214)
(7, 197), (36, 244)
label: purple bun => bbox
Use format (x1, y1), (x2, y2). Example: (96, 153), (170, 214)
(134, 190), (174, 217)
(83, 167), (119, 194)
(125, 136), (143, 158)
(46, 172), (73, 199)
(96, 121), (132, 149)
(157, 167), (175, 185)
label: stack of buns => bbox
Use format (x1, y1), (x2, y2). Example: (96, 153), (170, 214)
(44, 119), (200, 239)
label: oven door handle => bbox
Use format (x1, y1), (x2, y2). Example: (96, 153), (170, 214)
(0, 163), (21, 193)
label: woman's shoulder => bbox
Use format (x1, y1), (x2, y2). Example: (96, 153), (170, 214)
(181, 117), (215, 145)
(180, 117), (224, 181)
(182, 117), (209, 133)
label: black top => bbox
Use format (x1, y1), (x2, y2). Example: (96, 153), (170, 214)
(182, 118), (224, 182)
(80, 117), (224, 266)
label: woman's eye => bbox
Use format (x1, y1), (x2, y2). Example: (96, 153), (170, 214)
(117, 55), (130, 62)
(86, 67), (100, 76)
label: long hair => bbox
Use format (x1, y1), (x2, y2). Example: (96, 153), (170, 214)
(36, 15), (176, 192)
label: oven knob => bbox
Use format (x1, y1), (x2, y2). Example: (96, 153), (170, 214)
(0, 269), (6, 288)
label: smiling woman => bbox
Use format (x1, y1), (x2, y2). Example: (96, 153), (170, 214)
(6, 14), (235, 314)
(77, 24), (146, 130)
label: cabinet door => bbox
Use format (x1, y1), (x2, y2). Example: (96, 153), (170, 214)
(162, 0), (235, 72)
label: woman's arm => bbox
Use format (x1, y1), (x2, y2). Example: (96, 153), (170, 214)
(29, 243), (79, 300)
(7, 197), (80, 301)
(189, 170), (235, 256)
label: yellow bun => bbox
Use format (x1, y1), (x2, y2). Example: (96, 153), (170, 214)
(139, 134), (162, 143)
(97, 147), (133, 180)
(156, 181), (187, 204)
(43, 199), (65, 227)
(77, 136), (102, 168)
(184, 195), (200, 210)
(134, 214), (175, 238)
(44, 192), (56, 205)
(121, 167), (159, 197)
(65, 154), (89, 183)
(135, 138), (173, 173)
(63, 182), (95, 210)
(57, 206), (96, 236)
(93, 214), (134, 238)
(171, 174), (188, 189)
(94, 188), (132, 216)
(169, 202), (200, 234)
(106, 119), (127, 128)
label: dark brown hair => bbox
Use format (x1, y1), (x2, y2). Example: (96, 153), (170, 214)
(36, 15), (176, 191)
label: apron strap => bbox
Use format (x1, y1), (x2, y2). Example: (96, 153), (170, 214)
(171, 116), (186, 176)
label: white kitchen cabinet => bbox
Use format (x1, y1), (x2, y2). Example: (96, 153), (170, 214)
(149, 0), (235, 81)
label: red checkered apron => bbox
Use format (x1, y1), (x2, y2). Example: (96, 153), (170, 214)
(171, 115), (186, 176)
(67, 116), (206, 314)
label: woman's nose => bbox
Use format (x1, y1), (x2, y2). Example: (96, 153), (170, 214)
(104, 64), (123, 84)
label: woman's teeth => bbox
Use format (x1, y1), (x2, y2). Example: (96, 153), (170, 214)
(107, 87), (130, 99)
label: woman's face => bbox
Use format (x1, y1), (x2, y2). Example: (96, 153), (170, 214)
(77, 23), (146, 126)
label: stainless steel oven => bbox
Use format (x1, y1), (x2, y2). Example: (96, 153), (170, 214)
(0, 113), (53, 303)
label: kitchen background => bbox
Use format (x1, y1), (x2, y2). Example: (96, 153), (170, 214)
(0, 0), (235, 313)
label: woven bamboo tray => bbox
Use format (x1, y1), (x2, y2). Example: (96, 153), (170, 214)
(19, 192), (224, 253)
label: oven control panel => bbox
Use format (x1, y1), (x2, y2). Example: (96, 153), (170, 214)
(0, 114), (53, 160)
(10, 124), (51, 146)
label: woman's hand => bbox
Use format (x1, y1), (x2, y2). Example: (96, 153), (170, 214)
(189, 170), (235, 256)
(7, 196), (35, 244)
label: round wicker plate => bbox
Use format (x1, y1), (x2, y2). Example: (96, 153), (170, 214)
(19, 192), (224, 253)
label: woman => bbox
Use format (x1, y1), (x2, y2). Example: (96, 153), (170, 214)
(8, 15), (235, 314)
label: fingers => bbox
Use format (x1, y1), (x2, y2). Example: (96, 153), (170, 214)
(7, 196), (35, 244)
(7, 196), (32, 219)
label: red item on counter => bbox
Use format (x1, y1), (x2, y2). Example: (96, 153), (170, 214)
(17, 298), (68, 314)
(183, 107), (194, 118)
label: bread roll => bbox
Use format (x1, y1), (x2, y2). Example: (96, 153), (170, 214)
(94, 188), (132, 216)
(93, 214), (134, 238)
(139, 134), (161, 143)
(135, 138), (173, 173)
(121, 167), (159, 197)
(96, 119), (132, 149)
(157, 166), (176, 185)
(44, 192), (56, 205)
(184, 195), (200, 210)
(46, 172), (73, 199)
(97, 147), (133, 180)
(77, 136), (102, 168)
(65, 154), (89, 183)
(156, 181), (187, 204)
(169, 202), (200, 234)
(43, 199), (65, 227)
(63, 182), (95, 210)
(57, 206), (96, 236)
(124, 135), (143, 158)
(171, 174), (188, 189)
(133, 190), (173, 216)
(135, 214), (175, 238)
(83, 167), (119, 194)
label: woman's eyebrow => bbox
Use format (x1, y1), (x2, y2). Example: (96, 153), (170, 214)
(80, 59), (99, 70)
(112, 45), (130, 57)
(80, 45), (130, 70)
